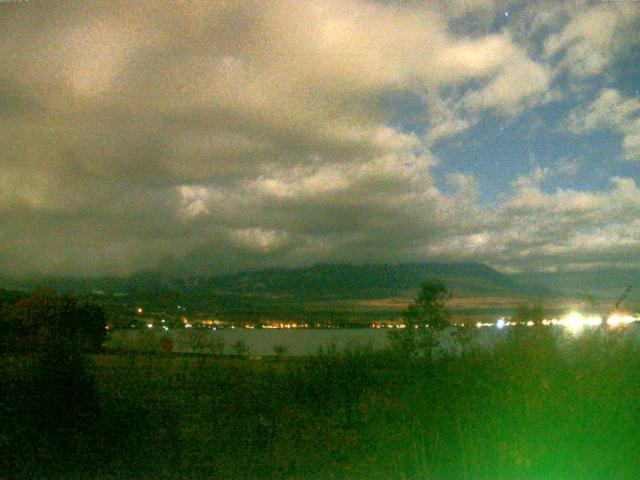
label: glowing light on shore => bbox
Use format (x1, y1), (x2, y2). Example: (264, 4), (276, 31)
(496, 318), (506, 329)
(557, 312), (602, 334)
(606, 314), (637, 328)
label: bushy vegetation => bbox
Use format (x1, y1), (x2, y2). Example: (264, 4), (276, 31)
(3, 326), (640, 479)
(0, 289), (105, 354)
(3, 287), (640, 478)
(0, 290), (109, 478)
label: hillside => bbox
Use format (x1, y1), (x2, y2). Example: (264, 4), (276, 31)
(1, 262), (549, 301)
(201, 262), (547, 300)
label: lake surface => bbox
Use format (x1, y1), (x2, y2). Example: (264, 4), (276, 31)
(105, 326), (508, 356)
(104, 324), (640, 357)
(106, 328), (391, 356)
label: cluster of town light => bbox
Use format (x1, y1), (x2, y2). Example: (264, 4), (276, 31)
(479, 312), (639, 333)
(134, 304), (637, 333)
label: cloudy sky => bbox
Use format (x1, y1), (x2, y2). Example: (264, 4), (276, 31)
(1, 0), (639, 278)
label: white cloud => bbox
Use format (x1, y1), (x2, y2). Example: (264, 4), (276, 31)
(544, 4), (640, 77)
(418, 170), (640, 272)
(483, 175), (640, 269)
(567, 88), (640, 161)
(462, 36), (552, 114)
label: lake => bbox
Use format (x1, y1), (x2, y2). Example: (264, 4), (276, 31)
(105, 322), (640, 357)
(105, 328), (390, 356)
(104, 326), (516, 357)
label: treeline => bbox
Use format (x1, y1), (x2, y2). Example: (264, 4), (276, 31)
(0, 289), (106, 354)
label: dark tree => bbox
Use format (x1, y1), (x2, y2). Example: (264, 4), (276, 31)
(0, 290), (103, 472)
(2, 289), (106, 354)
(404, 281), (451, 329)
(389, 280), (451, 359)
(530, 298), (545, 325)
(513, 303), (531, 324)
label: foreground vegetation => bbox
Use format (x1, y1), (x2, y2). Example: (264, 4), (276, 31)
(3, 326), (640, 479)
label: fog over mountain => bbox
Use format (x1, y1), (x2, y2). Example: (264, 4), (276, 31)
(1, 1), (639, 278)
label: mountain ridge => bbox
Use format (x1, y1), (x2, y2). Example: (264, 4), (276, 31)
(1, 262), (551, 300)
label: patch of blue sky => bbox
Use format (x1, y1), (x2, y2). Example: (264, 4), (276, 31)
(430, 97), (635, 204)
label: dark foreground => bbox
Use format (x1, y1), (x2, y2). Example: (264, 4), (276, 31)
(2, 328), (640, 479)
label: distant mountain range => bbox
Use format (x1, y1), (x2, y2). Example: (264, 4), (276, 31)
(200, 262), (550, 299)
(6, 263), (637, 322)
(1, 262), (550, 300)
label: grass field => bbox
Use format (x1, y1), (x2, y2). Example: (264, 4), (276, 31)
(3, 326), (640, 479)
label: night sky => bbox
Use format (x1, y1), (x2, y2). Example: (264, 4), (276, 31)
(1, 0), (639, 277)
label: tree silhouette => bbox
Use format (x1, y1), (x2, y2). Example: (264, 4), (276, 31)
(389, 280), (451, 359)
(1, 290), (104, 460)
(530, 298), (545, 325)
(404, 281), (451, 329)
(3, 289), (106, 354)
(513, 303), (531, 324)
